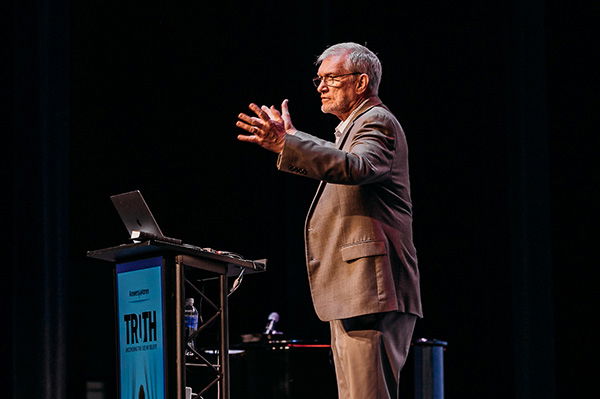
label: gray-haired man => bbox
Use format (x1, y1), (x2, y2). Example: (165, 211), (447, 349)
(236, 42), (422, 398)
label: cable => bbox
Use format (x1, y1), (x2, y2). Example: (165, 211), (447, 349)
(228, 268), (245, 297)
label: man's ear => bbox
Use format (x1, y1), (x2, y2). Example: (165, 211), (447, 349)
(356, 73), (370, 94)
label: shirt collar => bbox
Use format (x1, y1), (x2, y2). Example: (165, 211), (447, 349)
(334, 98), (371, 142)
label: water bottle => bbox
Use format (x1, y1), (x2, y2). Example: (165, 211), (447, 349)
(184, 298), (199, 356)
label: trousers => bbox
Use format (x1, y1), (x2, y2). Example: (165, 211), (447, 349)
(329, 311), (417, 399)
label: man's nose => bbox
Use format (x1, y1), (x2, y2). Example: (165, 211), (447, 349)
(317, 80), (328, 92)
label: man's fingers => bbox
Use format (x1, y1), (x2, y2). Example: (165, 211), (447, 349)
(270, 105), (283, 122)
(236, 120), (263, 135)
(281, 99), (293, 124)
(237, 134), (260, 143)
(261, 105), (276, 120)
(238, 112), (264, 127)
(249, 103), (270, 121)
(237, 102), (285, 153)
(281, 99), (290, 117)
(280, 99), (296, 134)
(237, 112), (253, 124)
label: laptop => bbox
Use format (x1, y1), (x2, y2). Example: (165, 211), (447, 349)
(110, 190), (167, 240)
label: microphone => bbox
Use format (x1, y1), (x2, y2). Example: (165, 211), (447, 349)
(264, 312), (280, 335)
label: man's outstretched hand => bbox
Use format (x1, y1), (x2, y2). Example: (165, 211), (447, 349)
(236, 99), (296, 153)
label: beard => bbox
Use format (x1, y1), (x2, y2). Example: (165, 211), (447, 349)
(320, 88), (359, 120)
(321, 99), (348, 118)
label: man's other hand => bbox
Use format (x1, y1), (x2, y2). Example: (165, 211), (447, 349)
(236, 100), (294, 153)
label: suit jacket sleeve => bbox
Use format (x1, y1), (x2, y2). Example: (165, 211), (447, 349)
(277, 111), (396, 185)
(292, 130), (338, 148)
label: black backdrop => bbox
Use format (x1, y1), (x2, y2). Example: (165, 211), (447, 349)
(6, 0), (596, 398)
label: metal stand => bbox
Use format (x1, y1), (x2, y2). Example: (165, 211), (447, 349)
(176, 254), (246, 399)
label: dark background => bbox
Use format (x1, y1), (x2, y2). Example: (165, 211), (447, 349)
(5, 0), (597, 398)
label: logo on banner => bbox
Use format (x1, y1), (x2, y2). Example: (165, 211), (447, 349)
(124, 311), (158, 347)
(128, 288), (150, 302)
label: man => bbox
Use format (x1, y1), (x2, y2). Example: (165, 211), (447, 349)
(236, 42), (422, 398)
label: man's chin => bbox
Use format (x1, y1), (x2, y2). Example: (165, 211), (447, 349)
(321, 104), (334, 114)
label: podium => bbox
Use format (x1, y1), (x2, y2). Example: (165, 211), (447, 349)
(88, 239), (266, 399)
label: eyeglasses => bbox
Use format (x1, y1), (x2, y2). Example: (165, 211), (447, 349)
(312, 72), (362, 88)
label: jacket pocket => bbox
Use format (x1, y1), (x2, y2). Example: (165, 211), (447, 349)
(340, 240), (387, 262)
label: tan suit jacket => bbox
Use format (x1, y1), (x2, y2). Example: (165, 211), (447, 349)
(278, 96), (422, 321)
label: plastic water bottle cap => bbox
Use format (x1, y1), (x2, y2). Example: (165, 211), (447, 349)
(185, 298), (194, 305)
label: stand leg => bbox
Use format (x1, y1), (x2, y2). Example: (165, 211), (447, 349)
(219, 274), (230, 399)
(175, 259), (185, 399)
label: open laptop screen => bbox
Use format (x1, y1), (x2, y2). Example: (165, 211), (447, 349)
(110, 190), (164, 238)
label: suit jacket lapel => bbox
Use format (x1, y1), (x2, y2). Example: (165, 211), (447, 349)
(306, 96), (384, 228)
(336, 96), (383, 150)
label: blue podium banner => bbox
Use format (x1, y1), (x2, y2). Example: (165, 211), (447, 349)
(116, 257), (166, 399)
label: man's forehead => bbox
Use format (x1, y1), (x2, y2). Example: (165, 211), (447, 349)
(318, 54), (349, 75)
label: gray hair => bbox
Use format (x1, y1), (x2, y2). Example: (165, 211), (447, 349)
(316, 42), (382, 95)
